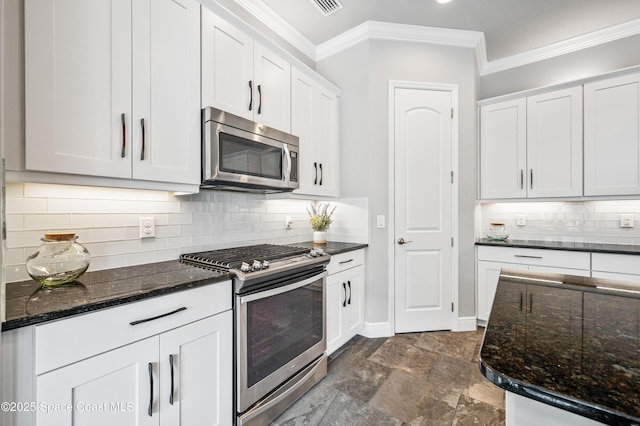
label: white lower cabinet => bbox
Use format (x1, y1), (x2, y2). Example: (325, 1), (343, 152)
(326, 250), (365, 355)
(476, 246), (590, 324)
(1, 283), (233, 426)
(591, 253), (640, 286)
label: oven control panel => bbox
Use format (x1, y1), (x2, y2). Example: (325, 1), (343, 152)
(238, 249), (326, 274)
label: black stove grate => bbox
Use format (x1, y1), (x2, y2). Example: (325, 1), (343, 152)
(180, 244), (309, 270)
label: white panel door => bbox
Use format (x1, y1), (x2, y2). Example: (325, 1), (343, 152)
(132, 0), (200, 184)
(25, 0), (132, 178)
(253, 43), (291, 132)
(160, 313), (233, 426)
(584, 73), (640, 196)
(37, 337), (159, 426)
(479, 99), (527, 199)
(394, 86), (454, 333)
(326, 272), (347, 354)
(527, 86), (583, 197)
(201, 9), (253, 118)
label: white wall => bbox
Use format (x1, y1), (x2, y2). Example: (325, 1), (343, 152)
(5, 182), (368, 283)
(317, 39), (478, 322)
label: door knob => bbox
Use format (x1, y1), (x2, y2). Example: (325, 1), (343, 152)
(397, 238), (413, 245)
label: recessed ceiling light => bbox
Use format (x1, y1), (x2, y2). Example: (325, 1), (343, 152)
(437, 0), (452, 3)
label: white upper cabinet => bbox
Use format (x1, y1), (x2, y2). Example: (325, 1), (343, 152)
(291, 67), (339, 197)
(202, 9), (291, 133)
(25, 0), (201, 186)
(479, 99), (527, 199)
(584, 73), (640, 196)
(526, 86), (583, 198)
(479, 86), (583, 199)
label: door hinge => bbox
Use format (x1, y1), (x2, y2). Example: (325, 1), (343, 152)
(450, 171), (454, 183)
(451, 237), (454, 247)
(451, 108), (454, 119)
(451, 302), (454, 312)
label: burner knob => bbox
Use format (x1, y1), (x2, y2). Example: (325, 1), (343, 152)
(262, 260), (269, 269)
(240, 262), (251, 273)
(309, 249), (318, 257)
(315, 248), (324, 256)
(252, 260), (262, 270)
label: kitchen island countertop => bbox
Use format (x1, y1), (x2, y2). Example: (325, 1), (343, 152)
(479, 269), (640, 425)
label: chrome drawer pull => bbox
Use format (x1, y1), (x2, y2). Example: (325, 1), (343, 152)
(339, 259), (354, 265)
(129, 307), (187, 326)
(514, 255), (542, 259)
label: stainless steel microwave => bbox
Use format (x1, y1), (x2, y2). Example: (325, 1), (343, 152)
(201, 107), (299, 193)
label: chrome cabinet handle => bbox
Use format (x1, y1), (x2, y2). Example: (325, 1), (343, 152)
(140, 118), (146, 161)
(148, 363), (154, 417)
(313, 162), (318, 185)
(169, 354), (175, 405)
(520, 169), (524, 190)
(129, 307), (187, 326)
(319, 163), (323, 186)
(347, 281), (351, 305)
(339, 259), (354, 265)
(248, 81), (253, 111)
(514, 255), (542, 259)
(257, 84), (262, 114)
(342, 282), (347, 307)
(397, 238), (413, 245)
(121, 113), (126, 158)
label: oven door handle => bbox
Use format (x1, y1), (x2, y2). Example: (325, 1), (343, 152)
(240, 270), (327, 304)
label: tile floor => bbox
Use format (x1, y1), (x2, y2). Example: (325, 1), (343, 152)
(271, 327), (505, 426)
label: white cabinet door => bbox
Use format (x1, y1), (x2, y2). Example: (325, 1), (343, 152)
(131, 0), (200, 185)
(326, 272), (347, 355)
(37, 337), (159, 426)
(326, 263), (365, 355)
(584, 73), (640, 196)
(479, 99), (527, 199)
(291, 68), (339, 197)
(527, 87), (583, 197)
(477, 261), (523, 323)
(25, 0), (132, 178)
(253, 43), (291, 133)
(201, 9), (253, 118)
(160, 313), (233, 426)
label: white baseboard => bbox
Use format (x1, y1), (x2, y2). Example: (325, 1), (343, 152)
(359, 322), (393, 338)
(454, 316), (478, 332)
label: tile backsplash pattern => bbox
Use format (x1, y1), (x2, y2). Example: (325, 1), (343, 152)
(477, 200), (640, 245)
(6, 183), (368, 283)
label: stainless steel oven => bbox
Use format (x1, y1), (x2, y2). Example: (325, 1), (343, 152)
(180, 244), (329, 426)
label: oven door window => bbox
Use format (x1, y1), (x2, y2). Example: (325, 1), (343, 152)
(219, 132), (283, 180)
(246, 280), (323, 388)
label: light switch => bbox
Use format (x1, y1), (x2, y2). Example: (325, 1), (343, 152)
(377, 215), (385, 229)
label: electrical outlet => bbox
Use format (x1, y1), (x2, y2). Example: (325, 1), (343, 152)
(621, 214), (634, 228)
(516, 215), (527, 226)
(140, 217), (156, 238)
(285, 215), (293, 229)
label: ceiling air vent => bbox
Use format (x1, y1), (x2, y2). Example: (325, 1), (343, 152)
(309, 0), (343, 17)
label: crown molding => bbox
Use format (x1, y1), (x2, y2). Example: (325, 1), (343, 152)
(231, 0), (317, 60)
(480, 18), (640, 75)
(316, 21), (484, 61)
(228, 1), (640, 75)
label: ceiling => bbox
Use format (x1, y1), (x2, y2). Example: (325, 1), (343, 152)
(258, 0), (640, 62)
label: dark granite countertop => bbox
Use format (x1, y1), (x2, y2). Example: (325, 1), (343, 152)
(294, 241), (368, 255)
(2, 260), (230, 332)
(476, 238), (640, 255)
(479, 269), (640, 425)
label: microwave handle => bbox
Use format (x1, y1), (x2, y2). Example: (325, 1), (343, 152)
(283, 144), (292, 185)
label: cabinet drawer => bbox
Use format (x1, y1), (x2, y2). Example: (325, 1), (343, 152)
(592, 253), (640, 275)
(477, 246), (590, 270)
(327, 250), (365, 275)
(35, 281), (231, 375)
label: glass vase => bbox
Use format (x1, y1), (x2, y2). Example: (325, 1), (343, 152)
(26, 233), (90, 287)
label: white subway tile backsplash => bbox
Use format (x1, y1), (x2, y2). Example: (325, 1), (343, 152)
(6, 183), (368, 282)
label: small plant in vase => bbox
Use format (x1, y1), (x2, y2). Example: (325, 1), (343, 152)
(307, 202), (336, 244)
